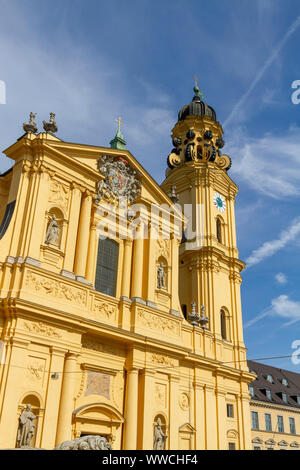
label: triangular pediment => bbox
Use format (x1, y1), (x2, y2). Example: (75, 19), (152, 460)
(45, 141), (179, 210)
(278, 440), (288, 446)
(265, 439), (275, 445)
(179, 423), (196, 433)
(252, 437), (263, 444)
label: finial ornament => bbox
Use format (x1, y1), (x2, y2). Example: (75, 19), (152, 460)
(43, 112), (58, 134)
(199, 305), (209, 328)
(110, 116), (126, 149)
(115, 116), (123, 134)
(188, 302), (209, 327)
(23, 112), (38, 134)
(193, 76), (204, 100)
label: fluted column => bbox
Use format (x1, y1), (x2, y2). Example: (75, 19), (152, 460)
(169, 375), (180, 449)
(86, 219), (97, 284)
(55, 353), (78, 446)
(121, 239), (133, 300)
(131, 227), (144, 301)
(139, 370), (155, 449)
(146, 233), (156, 306)
(62, 183), (82, 275)
(124, 368), (139, 450)
(74, 190), (92, 281)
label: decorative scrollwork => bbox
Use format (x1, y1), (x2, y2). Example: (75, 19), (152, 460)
(97, 155), (141, 205)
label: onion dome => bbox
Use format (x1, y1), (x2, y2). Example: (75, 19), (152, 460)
(178, 84), (217, 122)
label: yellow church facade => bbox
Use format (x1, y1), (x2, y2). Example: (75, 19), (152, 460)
(0, 87), (254, 450)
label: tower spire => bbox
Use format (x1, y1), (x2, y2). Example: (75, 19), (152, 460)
(110, 116), (127, 150)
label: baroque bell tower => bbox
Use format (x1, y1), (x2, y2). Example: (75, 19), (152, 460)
(161, 81), (247, 370)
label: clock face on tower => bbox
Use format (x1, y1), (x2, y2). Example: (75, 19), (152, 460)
(213, 192), (226, 212)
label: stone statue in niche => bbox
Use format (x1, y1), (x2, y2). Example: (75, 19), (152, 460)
(45, 214), (60, 246)
(16, 404), (36, 448)
(153, 418), (167, 450)
(157, 262), (166, 289)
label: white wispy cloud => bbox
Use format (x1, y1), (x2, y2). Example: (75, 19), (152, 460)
(0, 2), (175, 178)
(224, 15), (300, 128)
(229, 126), (300, 199)
(246, 216), (300, 267)
(275, 272), (287, 284)
(245, 294), (300, 328)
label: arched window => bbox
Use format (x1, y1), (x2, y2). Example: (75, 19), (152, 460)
(95, 238), (119, 296)
(216, 218), (222, 244)
(221, 309), (227, 340)
(221, 308), (231, 341)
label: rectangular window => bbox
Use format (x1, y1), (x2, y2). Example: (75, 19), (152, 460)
(265, 413), (272, 431)
(277, 415), (284, 433)
(252, 411), (259, 430)
(227, 404), (234, 418)
(289, 417), (296, 435)
(228, 443), (235, 450)
(253, 446), (261, 450)
(95, 238), (119, 297)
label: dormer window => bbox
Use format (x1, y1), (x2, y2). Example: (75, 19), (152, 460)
(282, 393), (287, 403)
(297, 396), (300, 405)
(249, 386), (254, 398)
(266, 374), (274, 383)
(281, 378), (288, 386)
(261, 388), (272, 400)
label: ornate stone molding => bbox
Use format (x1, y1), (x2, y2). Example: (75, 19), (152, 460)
(23, 320), (62, 339)
(96, 155), (141, 205)
(92, 300), (116, 320)
(137, 308), (180, 336)
(156, 239), (170, 261)
(25, 271), (87, 307)
(229, 272), (242, 284)
(49, 180), (70, 212)
(179, 392), (190, 411)
(81, 337), (123, 356)
(151, 353), (176, 367)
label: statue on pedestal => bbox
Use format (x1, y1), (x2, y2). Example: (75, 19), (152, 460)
(43, 112), (58, 134)
(23, 112), (38, 134)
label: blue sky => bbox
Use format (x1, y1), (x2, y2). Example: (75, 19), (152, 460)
(1, 0), (300, 371)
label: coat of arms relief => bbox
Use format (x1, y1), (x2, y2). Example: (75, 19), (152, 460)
(96, 155), (142, 206)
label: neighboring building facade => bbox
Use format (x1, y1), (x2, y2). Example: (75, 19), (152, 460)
(0, 86), (253, 450)
(248, 360), (300, 450)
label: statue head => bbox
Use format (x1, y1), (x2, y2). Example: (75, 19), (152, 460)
(157, 418), (162, 427)
(26, 404), (31, 411)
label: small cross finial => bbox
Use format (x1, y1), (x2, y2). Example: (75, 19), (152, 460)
(115, 116), (123, 133)
(193, 76), (204, 100)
